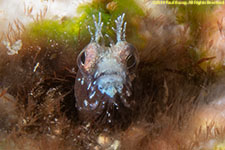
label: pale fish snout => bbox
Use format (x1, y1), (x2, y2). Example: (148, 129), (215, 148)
(96, 74), (124, 98)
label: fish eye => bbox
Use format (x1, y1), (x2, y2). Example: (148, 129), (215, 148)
(127, 54), (136, 69)
(80, 52), (86, 65)
(78, 51), (86, 65)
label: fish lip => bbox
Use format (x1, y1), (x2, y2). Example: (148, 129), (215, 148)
(94, 71), (121, 80)
(92, 74), (123, 98)
(94, 73), (125, 88)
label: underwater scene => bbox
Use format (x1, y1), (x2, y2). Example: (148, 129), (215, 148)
(1, 0), (225, 149)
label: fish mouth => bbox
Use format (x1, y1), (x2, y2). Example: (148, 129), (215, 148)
(92, 72), (132, 100)
(95, 73), (124, 98)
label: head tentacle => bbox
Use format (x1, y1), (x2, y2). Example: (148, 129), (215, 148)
(87, 12), (104, 43)
(112, 13), (127, 43)
(93, 12), (104, 43)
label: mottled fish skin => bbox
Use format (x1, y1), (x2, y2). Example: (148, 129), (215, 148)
(74, 13), (139, 124)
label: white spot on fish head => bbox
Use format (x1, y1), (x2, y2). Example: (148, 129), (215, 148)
(89, 91), (96, 99)
(87, 82), (92, 90)
(81, 78), (84, 85)
(84, 99), (88, 107)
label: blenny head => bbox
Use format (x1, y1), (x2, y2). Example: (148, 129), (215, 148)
(75, 13), (139, 124)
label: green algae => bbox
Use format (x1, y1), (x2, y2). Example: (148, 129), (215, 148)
(24, 15), (90, 48)
(23, 0), (146, 51)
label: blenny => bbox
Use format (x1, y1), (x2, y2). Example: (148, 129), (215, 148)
(75, 13), (139, 124)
